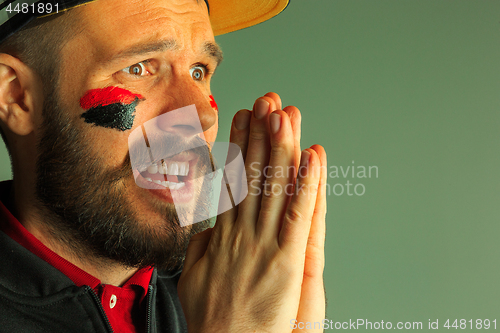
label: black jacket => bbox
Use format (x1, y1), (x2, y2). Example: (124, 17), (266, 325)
(0, 229), (188, 332)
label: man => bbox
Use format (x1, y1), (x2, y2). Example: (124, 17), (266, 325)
(0, 0), (327, 332)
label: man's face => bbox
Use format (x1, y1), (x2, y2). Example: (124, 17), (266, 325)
(34, 0), (220, 269)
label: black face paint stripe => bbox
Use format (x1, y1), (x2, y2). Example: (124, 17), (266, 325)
(81, 98), (140, 131)
(79, 87), (144, 131)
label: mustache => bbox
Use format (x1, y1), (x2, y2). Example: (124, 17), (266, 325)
(128, 131), (213, 173)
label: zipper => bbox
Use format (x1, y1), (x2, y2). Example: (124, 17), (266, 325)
(146, 285), (154, 333)
(85, 285), (114, 333)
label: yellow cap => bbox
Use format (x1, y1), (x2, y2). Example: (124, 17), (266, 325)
(0, 0), (290, 43)
(209, 0), (290, 36)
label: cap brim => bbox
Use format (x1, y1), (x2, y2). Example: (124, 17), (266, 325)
(209, 0), (290, 36)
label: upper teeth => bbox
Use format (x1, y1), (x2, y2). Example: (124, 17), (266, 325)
(144, 177), (186, 190)
(145, 161), (189, 176)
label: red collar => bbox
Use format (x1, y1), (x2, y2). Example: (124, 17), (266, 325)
(0, 181), (153, 333)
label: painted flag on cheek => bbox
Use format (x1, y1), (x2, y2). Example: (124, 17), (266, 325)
(80, 87), (144, 131)
(209, 94), (218, 111)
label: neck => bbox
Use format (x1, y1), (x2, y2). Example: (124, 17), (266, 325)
(11, 180), (138, 286)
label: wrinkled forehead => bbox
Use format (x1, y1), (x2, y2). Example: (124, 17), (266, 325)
(67, 0), (213, 62)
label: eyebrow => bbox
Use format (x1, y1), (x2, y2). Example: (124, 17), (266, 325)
(104, 39), (223, 66)
(105, 39), (179, 64)
(203, 41), (224, 66)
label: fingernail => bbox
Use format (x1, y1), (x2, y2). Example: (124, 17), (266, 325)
(300, 150), (310, 168)
(255, 99), (269, 119)
(234, 110), (251, 130)
(270, 112), (281, 134)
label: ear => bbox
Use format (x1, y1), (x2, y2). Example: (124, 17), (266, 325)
(0, 53), (43, 136)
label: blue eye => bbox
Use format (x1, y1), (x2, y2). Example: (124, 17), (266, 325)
(122, 62), (148, 76)
(190, 65), (206, 81)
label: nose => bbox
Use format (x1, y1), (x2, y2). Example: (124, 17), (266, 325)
(155, 81), (217, 138)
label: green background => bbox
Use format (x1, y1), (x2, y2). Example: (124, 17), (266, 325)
(1, 0), (499, 330)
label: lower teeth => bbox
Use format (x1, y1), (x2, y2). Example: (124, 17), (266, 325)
(145, 178), (185, 190)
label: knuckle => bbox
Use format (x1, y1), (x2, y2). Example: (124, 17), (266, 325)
(261, 182), (284, 201)
(313, 205), (326, 218)
(248, 129), (267, 142)
(285, 208), (306, 222)
(269, 144), (286, 158)
(262, 178), (293, 200)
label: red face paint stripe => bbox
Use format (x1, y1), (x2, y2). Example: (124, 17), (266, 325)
(209, 95), (218, 111)
(80, 87), (144, 109)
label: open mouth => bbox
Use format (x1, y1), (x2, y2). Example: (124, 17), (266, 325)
(130, 139), (213, 206)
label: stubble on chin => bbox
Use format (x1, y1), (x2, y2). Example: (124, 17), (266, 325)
(34, 90), (210, 272)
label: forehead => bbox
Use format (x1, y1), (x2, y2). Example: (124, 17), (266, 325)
(68, 0), (212, 63)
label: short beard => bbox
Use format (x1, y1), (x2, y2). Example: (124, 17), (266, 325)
(34, 88), (210, 272)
